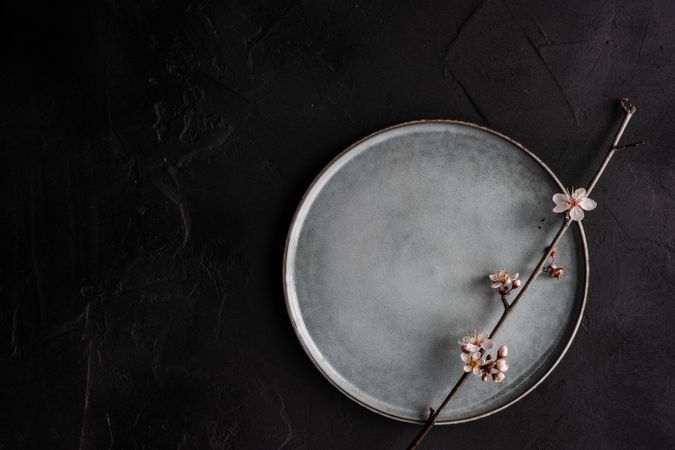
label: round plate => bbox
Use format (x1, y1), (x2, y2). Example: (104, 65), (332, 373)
(284, 121), (587, 423)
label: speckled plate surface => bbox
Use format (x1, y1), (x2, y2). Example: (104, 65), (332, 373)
(283, 121), (587, 424)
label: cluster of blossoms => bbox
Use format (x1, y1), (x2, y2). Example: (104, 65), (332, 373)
(552, 188), (597, 222)
(458, 331), (509, 382)
(450, 189), (600, 386)
(489, 270), (521, 296)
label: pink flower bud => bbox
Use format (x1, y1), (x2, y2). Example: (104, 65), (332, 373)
(481, 373), (489, 382)
(486, 354), (492, 361)
(512, 279), (521, 289)
(552, 267), (564, 279)
(496, 358), (509, 372)
(498, 345), (508, 358)
(550, 247), (557, 257)
(493, 372), (505, 382)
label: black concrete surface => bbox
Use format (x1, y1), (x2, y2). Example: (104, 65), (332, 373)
(2, 0), (674, 448)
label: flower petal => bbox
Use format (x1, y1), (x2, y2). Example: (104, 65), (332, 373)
(552, 193), (567, 204)
(482, 339), (495, 350)
(553, 202), (569, 213)
(579, 197), (597, 211)
(464, 365), (472, 372)
(465, 344), (480, 353)
(574, 188), (587, 199)
(570, 206), (584, 221)
(473, 367), (482, 376)
(461, 353), (470, 362)
(512, 273), (519, 280)
(489, 273), (499, 282)
(491, 282), (501, 288)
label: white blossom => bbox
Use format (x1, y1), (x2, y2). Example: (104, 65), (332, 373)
(461, 352), (485, 376)
(552, 188), (597, 221)
(458, 330), (494, 353)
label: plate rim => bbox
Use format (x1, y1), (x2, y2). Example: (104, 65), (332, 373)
(282, 119), (589, 424)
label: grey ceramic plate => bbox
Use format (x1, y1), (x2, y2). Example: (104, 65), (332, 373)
(284, 121), (587, 424)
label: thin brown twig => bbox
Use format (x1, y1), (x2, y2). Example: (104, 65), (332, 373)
(613, 140), (645, 151)
(499, 294), (510, 310)
(406, 97), (639, 450)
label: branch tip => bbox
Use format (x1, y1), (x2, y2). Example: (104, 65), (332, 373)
(614, 140), (646, 151)
(618, 97), (636, 114)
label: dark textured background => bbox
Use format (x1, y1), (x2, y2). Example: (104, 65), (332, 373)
(2, 0), (674, 449)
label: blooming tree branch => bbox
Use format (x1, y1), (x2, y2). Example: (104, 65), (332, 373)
(406, 97), (640, 450)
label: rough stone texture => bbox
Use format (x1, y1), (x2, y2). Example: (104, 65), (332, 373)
(1, 0), (674, 449)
